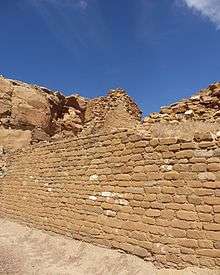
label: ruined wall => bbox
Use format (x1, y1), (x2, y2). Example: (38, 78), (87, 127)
(82, 89), (142, 135)
(144, 82), (220, 126)
(1, 129), (220, 269)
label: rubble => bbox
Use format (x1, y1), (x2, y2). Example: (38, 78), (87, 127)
(144, 82), (220, 126)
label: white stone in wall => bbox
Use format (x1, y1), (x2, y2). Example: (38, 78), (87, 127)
(117, 199), (129, 206)
(89, 196), (97, 201)
(89, 174), (99, 181)
(161, 165), (173, 172)
(101, 192), (113, 197)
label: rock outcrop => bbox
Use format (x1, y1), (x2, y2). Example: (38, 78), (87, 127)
(0, 77), (141, 150)
(0, 76), (87, 149)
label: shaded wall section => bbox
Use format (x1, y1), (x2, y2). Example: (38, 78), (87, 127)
(0, 129), (220, 269)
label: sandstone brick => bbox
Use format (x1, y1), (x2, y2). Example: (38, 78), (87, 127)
(207, 157), (220, 163)
(199, 141), (216, 149)
(204, 196), (220, 205)
(203, 223), (220, 231)
(171, 219), (192, 229)
(162, 152), (175, 159)
(199, 257), (216, 268)
(130, 231), (148, 241)
(214, 148), (220, 157)
(149, 138), (159, 147)
(180, 247), (194, 254)
(160, 165), (173, 172)
(115, 174), (131, 181)
(145, 209), (161, 217)
(207, 163), (220, 172)
(196, 205), (212, 213)
(132, 246), (150, 258)
(178, 238), (198, 248)
(214, 205), (220, 213)
(198, 239), (213, 249)
(214, 214), (220, 223)
(194, 149), (214, 158)
(160, 209), (175, 219)
(146, 172), (163, 180)
(176, 187), (193, 195)
(197, 249), (220, 258)
(181, 142), (197, 149)
(206, 231), (220, 241)
(126, 187), (144, 194)
(142, 216), (156, 225)
(131, 173), (146, 181)
(133, 166), (144, 173)
(187, 195), (203, 205)
(176, 210), (198, 221)
(134, 141), (149, 148)
(157, 194), (173, 203)
(194, 188), (214, 196)
(168, 228), (186, 238)
(187, 230), (205, 239)
(194, 132), (213, 142)
(159, 137), (177, 145)
(155, 145), (169, 152)
(176, 150), (194, 159)
(180, 172), (198, 180)
(156, 219), (170, 227)
(198, 172), (216, 181)
(181, 255), (198, 265)
(198, 213), (213, 222)
(166, 253), (180, 264)
(174, 195), (187, 204)
(164, 171), (179, 180)
(161, 186), (175, 194)
(214, 241), (220, 249)
(150, 202), (165, 210)
(144, 194), (157, 202)
(168, 143), (180, 151)
(104, 210), (116, 217)
(216, 259), (220, 267)
(191, 163), (206, 172)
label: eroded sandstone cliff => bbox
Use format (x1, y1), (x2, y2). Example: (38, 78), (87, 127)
(0, 76), (141, 150)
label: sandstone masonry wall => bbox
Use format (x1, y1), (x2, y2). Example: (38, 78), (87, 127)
(0, 129), (220, 269)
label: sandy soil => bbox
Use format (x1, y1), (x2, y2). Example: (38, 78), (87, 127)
(0, 218), (219, 275)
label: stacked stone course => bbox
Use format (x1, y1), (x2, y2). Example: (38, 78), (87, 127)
(1, 128), (220, 269)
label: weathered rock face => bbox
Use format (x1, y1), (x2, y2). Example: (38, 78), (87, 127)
(144, 82), (220, 126)
(0, 77), (141, 150)
(0, 76), (87, 149)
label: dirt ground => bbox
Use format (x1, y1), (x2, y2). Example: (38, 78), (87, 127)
(0, 218), (219, 275)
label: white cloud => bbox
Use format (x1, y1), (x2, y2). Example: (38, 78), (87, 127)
(182, 0), (220, 29)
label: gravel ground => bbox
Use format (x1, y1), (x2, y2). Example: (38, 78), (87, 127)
(0, 218), (219, 275)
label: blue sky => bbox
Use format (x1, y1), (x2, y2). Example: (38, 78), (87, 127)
(0, 0), (220, 115)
